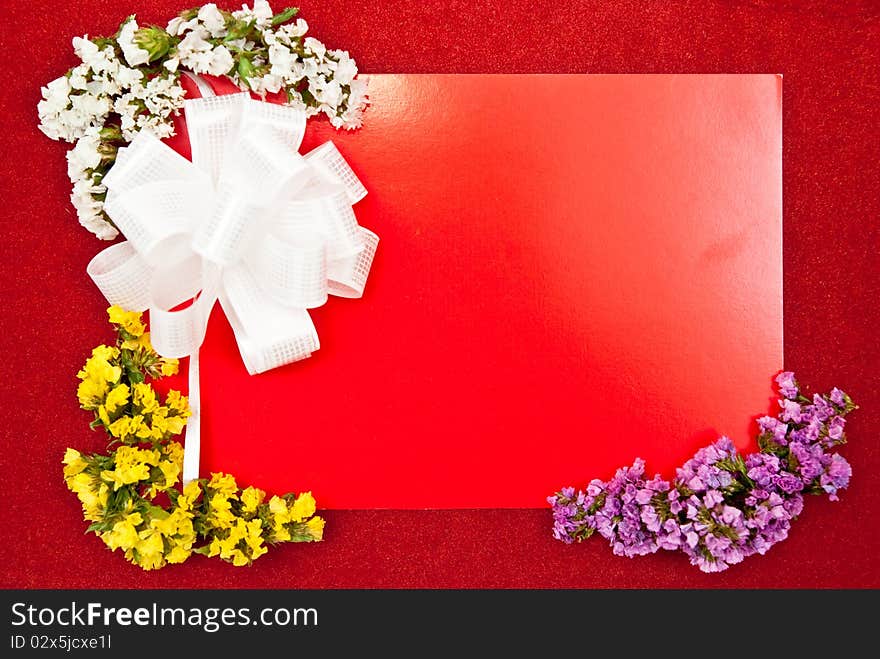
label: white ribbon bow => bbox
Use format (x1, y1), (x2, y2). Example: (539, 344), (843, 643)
(87, 91), (378, 484)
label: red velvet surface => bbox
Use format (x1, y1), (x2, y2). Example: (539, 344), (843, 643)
(1, 0), (878, 588)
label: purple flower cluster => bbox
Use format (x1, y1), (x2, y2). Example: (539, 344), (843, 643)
(549, 373), (856, 573)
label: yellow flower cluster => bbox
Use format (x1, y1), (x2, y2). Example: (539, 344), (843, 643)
(64, 306), (325, 570)
(199, 473), (324, 567)
(76, 307), (189, 445)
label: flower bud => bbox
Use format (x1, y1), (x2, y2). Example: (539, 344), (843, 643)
(133, 26), (173, 63)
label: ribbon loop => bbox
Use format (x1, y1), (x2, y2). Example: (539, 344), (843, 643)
(104, 181), (209, 265)
(95, 88), (378, 483)
(192, 188), (262, 265)
(220, 265), (319, 375)
(249, 232), (328, 309)
(277, 183), (363, 260)
(305, 141), (368, 204)
(87, 241), (153, 312)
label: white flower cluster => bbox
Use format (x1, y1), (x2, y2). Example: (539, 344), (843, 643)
(38, 20), (187, 239)
(38, 26), (185, 144)
(65, 128), (117, 240)
(38, 2), (368, 240)
(166, 1), (368, 129)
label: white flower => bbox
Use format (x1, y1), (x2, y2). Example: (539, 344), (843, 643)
(207, 46), (234, 76)
(66, 130), (102, 179)
(117, 17), (151, 67)
(164, 57), (180, 73)
(167, 16), (200, 36)
(39, 76), (71, 115)
(71, 178), (117, 240)
(115, 66), (144, 90)
(314, 78), (343, 108)
(72, 36), (100, 65)
(299, 57), (319, 80)
(275, 18), (308, 45)
(68, 64), (89, 90)
(303, 37), (326, 60)
(198, 4), (228, 38)
(268, 43), (297, 77)
(70, 92), (111, 119)
(330, 50), (358, 86)
(179, 28), (212, 53)
(290, 18), (308, 37)
(340, 78), (369, 129)
(233, 0), (273, 28)
(115, 94), (139, 137)
(246, 72), (283, 96)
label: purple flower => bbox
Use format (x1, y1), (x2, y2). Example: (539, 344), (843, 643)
(789, 416), (822, 444)
(549, 374), (855, 574)
(820, 454), (852, 501)
(773, 472), (804, 494)
(775, 371), (798, 399)
(827, 416), (846, 442)
(780, 399), (802, 423)
(811, 394), (835, 422)
(746, 453), (781, 487)
(758, 416), (789, 445)
(790, 442), (825, 482)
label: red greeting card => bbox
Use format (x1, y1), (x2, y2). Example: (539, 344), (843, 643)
(187, 74), (782, 508)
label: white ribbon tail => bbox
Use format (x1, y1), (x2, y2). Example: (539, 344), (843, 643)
(182, 350), (202, 484)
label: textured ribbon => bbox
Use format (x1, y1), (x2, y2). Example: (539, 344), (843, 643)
(87, 90), (378, 483)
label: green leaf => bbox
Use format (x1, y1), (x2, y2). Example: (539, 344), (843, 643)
(237, 56), (256, 82)
(225, 18), (254, 41)
(271, 7), (299, 25)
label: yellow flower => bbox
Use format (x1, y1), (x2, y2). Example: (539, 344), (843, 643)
(100, 446), (160, 490)
(164, 441), (184, 469)
(160, 359), (179, 376)
(231, 549), (249, 567)
(306, 516), (325, 541)
(101, 464), (149, 490)
(129, 528), (165, 570)
(164, 415), (187, 436)
(104, 384), (130, 414)
(244, 518), (267, 559)
(147, 457), (181, 497)
(81, 483), (110, 522)
(165, 545), (191, 564)
(121, 331), (153, 351)
(290, 491), (316, 523)
(158, 459), (180, 489)
(90, 345), (119, 362)
(102, 512), (143, 551)
(177, 481), (202, 512)
(165, 390), (189, 414)
(208, 493), (236, 529)
(269, 495), (290, 524)
(208, 473), (238, 497)
(132, 383), (160, 414)
(62, 448), (87, 478)
(76, 377), (109, 410)
(108, 305), (145, 337)
(107, 415), (152, 442)
(240, 486), (265, 514)
(78, 347), (121, 385)
(67, 472), (110, 522)
(66, 472), (94, 496)
(151, 508), (194, 539)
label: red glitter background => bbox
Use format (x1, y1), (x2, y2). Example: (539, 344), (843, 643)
(0, 0), (878, 588)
